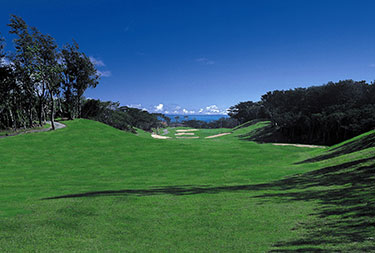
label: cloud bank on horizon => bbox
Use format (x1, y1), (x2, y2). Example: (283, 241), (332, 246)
(127, 103), (228, 115)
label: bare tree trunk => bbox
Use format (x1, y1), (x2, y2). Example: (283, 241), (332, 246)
(28, 107), (33, 128)
(8, 108), (14, 129)
(37, 85), (46, 126)
(37, 100), (43, 126)
(49, 92), (55, 130)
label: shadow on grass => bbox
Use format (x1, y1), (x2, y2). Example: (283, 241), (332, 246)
(258, 157), (375, 252)
(296, 131), (375, 164)
(238, 124), (287, 143)
(43, 157), (375, 251)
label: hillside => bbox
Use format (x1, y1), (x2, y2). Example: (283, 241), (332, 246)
(0, 119), (374, 252)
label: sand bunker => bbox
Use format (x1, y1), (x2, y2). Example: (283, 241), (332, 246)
(151, 134), (171, 139)
(176, 129), (198, 132)
(272, 143), (326, 148)
(205, 133), (232, 139)
(176, 136), (200, 139)
(175, 132), (195, 136)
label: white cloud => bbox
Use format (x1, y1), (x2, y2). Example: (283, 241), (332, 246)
(140, 103), (227, 115)
(126, 104), (142, 109)
(90, 56), (105, 67)
(154, 103), (164, 111)
(205, 105), (220, 113)
(97, 70), (112, 77)
(196, 57), (215, 65)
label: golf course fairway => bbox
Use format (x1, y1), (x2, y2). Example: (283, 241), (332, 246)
(1, 119), (374, 252)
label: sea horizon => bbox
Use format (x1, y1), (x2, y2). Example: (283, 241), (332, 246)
(165, 114), (229, 123)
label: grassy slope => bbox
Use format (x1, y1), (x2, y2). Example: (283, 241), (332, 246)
(0, 119), (374, 252)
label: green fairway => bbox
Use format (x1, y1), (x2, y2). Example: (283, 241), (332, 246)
(1, 119), (374, 252)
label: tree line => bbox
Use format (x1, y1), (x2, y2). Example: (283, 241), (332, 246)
(228, 80), (375, 145)
(180, 118), (239, 129)
(81, 99), (169, 132)
(0, 15), (99, 130)
(0, 15), (168, 133)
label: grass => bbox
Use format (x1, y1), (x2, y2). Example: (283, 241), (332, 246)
(0, 119), (374, 252)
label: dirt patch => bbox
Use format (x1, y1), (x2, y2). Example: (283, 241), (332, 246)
(176, 136), (199, 139)
(205, 133), (232, 139)
(0, 121), (66, 139)
(272, 143), (326, 148)
(175, 132), (195, 136)
(176, 129), (198, 132)
(151, 134), (171, 139)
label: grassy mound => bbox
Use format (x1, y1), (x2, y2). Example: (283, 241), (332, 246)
(297, 129), (375, 164)
(0, 119), (373, 251)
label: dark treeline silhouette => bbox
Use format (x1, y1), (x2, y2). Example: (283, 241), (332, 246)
(229, 80), (375, 145)
(0, 15), (99, 130)
(181, 117), (239, 129)
(0, 15), (166, 133)
(81, 99), (169, 132)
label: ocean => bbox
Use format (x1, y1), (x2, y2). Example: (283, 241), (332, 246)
(165, 114), (229, 123)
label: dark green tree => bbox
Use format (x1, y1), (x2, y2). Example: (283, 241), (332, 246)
(8, 15), (38, 128)
(61, 42), (99, 119)
(32, 28), (62, 130)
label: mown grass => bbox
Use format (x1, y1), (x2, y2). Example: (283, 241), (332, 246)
(0, 119), (374, 252)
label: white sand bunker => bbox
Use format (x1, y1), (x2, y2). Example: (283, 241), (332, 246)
(176, 136), (200, 139)
(272, 143), (326, 148)
(151, 133), (171, 139)
(175, 132), (195, 136)
(205, 133), (232, 139)
(176, 129), (198, 132)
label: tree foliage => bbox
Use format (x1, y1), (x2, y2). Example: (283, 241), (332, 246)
(229, 80), (375, 145)
(182, 118), (239, 129)
(0, 15), (100, 130)
(228, 101), (268, 124)
(61, 42), (99, 120)
(81, 99), (167, 132)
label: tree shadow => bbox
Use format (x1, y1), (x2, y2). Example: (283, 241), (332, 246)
(257, 157), (375, 252)
(43, 157), (375, 251)
(296, 131), (375, 164)
(238, 124), (288, 143)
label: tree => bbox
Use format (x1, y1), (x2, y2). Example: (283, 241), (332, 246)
(228, 101), (268, 124)
(8, 15), (38, 128)
(0, 64), (18, 129)
(32, 29), (62, 130)
(61, 42), (99, 119)
(1, 15), (100, 131)
(0, 32), (5, 61)
(0, 33), (22, 130)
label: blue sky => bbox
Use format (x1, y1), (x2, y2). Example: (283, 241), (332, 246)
(1, 0), (375, 114)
